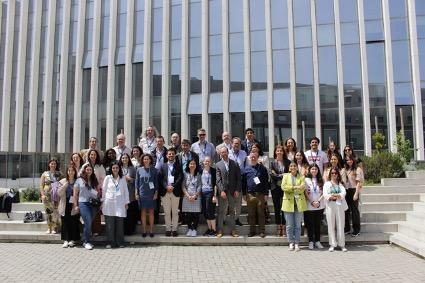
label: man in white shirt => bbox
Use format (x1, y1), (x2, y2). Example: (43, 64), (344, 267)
(304, 137), (328, 175)
(216, 131), (233, 154)
(191, 128), (216, 166)
(113, 134), (132, 161)
(139, 125), (157, 154)
(80, 137), (103, 162)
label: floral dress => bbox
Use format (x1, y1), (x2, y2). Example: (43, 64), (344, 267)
(40, 171), (62, 230)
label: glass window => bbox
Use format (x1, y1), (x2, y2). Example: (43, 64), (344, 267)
(341, 22), (359, 44)
(317, 24), (335, 46)
(209, 0), (221, 35)
(417, 0), (425, 15)
(339, 0), (357, 23)
(391, 18), (408, 40)
(210, 114), (223, 145)
(417, 16), (425, 39)
(208, 92), (223, 113)
(171, 39), (181, 59)
(230, 53), (244, 91)
(187, 94), (202, 114)
(293, 0), (311, 27)
(229, 0), (244, 33)
(132, 63), (143, 143)
(210, 55), (223, 93)
(231, 113), (245, 139)
(364, 0), (382, 20)
(271, 0), (288, 28)
(229, 91), (245, 112)
(295, 48), (313, 84)
(418, 39), (425, 81)
(209, 34), (222, 55)
(153, 7), (162, 42)
(272, 28), (289, 50)
(251, 90), (268, 111)
(318, 46), (337, 85)
(315, 0), (334, 25)
(389, 0), (406, 18)
(190, 37), (201, 57)
(251, 51), (267, 90)
(394, 82), (414, 105)
(190, 57), (202, 93)
(392, 41), (412, 82)
(365, 20), (384, 41)
(134, 10), (144, 44)
(342, 44), (362, 85)
(171, 4), (182, 39)
(136, 0), (145, 11)
(273, 89), (291, 110)
(273, 49), (290, 87)
(250, 0), (265, 31)
(190, 2), (201, 37)
(250, 30), (266, 51)
(294, 26), (312, 48)
(367, 43), (387, 85)
(230, 33), (244, 53)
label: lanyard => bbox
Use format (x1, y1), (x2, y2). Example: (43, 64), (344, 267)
(112, 177), (120, 192)
(310, 150), (319, 163)
(167, 162), (174, 175)
(200, 142), (207, 155)
(312, 179), (317, 193)
(146, 138), (154, 149)
(277, 160), (284, 173)
(142, 167), (151, 183)
(156, 150), (164, 162)
(202, 171), (211, 187)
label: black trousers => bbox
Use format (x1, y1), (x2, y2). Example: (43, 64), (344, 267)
(186, 212), (199, 230)
(124, 200), (140, 235)
(345, 188), (361, 234)
(61, 202), (80, 242)
(304, 209), (324, 243)
(271, 188), (285, 225)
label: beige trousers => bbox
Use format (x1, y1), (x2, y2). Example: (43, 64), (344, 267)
(326, 201), (346, 248)
(162, 193), (180, 232)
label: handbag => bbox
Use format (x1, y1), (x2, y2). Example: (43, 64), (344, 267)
(88, 197), (101, 208)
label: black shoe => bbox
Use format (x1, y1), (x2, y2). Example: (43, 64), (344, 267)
(235, 219), (243, 226)
(351, 232), (360, 237)
(165, 231), (172, 237)
(172, 231), (178, 237)
(150, 233), (155, 238)
(209, 230), (217, 237)
(142, 233), (147, 238)
(248, 232), (256, 237)
(203, 229), (211, 236)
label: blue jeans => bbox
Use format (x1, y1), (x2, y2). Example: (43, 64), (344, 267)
(79, 202), (97, 244)
(284, 210), (303, 244)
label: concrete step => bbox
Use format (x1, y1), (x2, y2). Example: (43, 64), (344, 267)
(360, 202), (414, 212)
(12, 202), (44, 211)
(361, 211), (406, 223)
(361, 194), (423, 203)
(413, 202), (425, 213)
(397, 222), (425, 242)
(405, 211), (425, 225)
(390, 232), (425, 258)
(405, 171), (425, 179)
(0, 211), (46, 221)
(362, 185), (425, 194)
(0, 230), (390, 245)
(381, 178), (423, 186)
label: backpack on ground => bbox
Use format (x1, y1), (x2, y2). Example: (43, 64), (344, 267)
(0, 191), (13, 218)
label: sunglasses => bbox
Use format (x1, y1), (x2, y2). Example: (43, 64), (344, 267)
(331, 172), (338, 175)
(199, 134), (206, 136)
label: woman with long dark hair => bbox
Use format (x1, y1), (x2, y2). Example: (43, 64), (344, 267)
(73, 164), (99, 250)
(119, 153), (138, 235)
(270, 145), (290, 236)
(40, 159), (62, 234)
(103, 148), (117, 176)
(283, 138), (297, 162)
(58, 165), (80, 247)
(304, 164), (325, 249)
(182, 159), (202, 237)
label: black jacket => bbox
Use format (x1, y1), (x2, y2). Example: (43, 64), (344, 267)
(158, 160), (183, 197)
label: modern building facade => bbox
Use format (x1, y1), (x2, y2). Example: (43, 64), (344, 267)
(0, 0), (424, 159)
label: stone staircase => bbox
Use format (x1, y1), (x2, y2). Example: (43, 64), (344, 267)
(389, 171), (425, 257)
(0, 171), (424, 247)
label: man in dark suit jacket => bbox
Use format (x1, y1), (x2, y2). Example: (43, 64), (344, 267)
(158, 148), (183, 237)
(241, 128), (260, 154)
(216, 146), (242, 238)
(176, 139), (200, 171)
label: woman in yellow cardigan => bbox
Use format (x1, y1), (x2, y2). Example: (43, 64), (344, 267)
(281, 162), (307, 252)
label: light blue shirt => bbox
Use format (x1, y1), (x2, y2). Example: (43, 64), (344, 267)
(229, 149), (247, 174)
(191, 140), (216, 165)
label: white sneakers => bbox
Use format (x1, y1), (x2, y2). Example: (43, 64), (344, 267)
(84, 243), (93, 250)
(308, 242), (314, 250)
(342, 247), (348, 252)
(186, 229), (198, 237)
(329, 246), (335, 252)
(62, 241), (69, 248)
(68, 241), (75, 247)
(288, 243), (294, 251)
(294, 244), (300, 252)
(106, 245), (112, 249)
(315, 241), (324, 249)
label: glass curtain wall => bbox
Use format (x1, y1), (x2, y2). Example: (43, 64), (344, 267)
(229, 0), (245, 139)
(65, 0), (79, 152)
(133, 0), (144, 142)
(340, 0), (364, 151)
(316, 0), (339, 148)
(417, 0), (425, 146)
(390, 0), (414, 144)
(151, 0), (162, 133)
(293, 0), (315, 150)
(81, 0), (93, 147)
(97, 0), (110, 149)
(170, 1), (182, 134)
(114, 1), (126, 136)
(0, 1), (6, 122)
(23, 0), (35, 152)
(271, 0), (291, 145)
(209, 0), (223, 145)
(364, 0), (389, 149)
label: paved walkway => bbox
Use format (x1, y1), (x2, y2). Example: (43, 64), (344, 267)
(0, 243), (424, 282)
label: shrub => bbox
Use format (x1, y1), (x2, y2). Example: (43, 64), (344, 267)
(372, 132), (386, 152)
(395, 131), (413, 162)
(363, 151), (404, 183)
(21, 188), (41, 202)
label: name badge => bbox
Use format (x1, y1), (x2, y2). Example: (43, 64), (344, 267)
(253, 177), (261, 185)
(169, 176), (175, 184)
(336, 200), (341, 206)
(149, 182), (155, 190)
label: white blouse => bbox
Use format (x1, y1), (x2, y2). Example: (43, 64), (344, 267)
(102, 175), (130, 217)
(305, 177), (325, 211)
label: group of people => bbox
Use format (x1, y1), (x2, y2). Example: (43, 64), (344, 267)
(39, 126), (364, 252)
